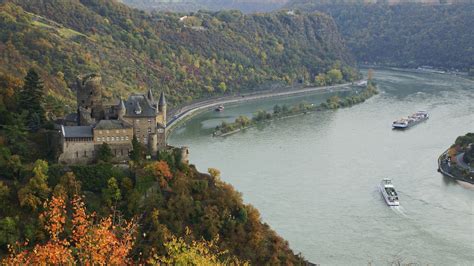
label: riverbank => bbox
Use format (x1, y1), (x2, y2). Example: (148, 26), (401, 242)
(213, 81), (378, 137)
(437, 133), (474, 184)
(166, 80), (365, 134)
(438, 150), (474, 184)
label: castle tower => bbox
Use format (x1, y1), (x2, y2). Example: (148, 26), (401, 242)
(76, 74), (103, 125)
(149, 133), (158, 156)
(158, 91), (167, 127)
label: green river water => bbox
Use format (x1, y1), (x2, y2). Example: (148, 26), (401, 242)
(169, 68), (474, 265)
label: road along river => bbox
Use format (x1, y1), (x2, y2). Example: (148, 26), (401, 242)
(168, 68), (474, 264)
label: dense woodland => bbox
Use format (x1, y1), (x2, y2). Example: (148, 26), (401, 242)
(0, 0), (357, 116)
(123, 0), (289, 13)
(0, 70), (306, 264)
(287, 0), (474, 71)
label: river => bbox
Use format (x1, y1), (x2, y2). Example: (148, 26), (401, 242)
(168, 68), (474, 264)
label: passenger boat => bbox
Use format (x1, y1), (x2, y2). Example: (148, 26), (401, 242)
(392, 111), (429, 129)
(215, 105), (224, 112)
(379, 178), (399, 206)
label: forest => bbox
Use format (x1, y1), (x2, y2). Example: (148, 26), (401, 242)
(0, 0), (357, 117)
(287, 0), (474, 71)
(123, 0), (289, 13)
(0, 70), (306, 264)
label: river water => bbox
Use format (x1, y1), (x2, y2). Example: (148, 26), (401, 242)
(169, 68), (474, 265)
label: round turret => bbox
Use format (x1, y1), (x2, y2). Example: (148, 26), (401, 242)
(76, 74), (103, 124)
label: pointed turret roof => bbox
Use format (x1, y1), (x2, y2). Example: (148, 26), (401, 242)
(159, 91), (166, 106)
(119, 98), (126, 110)
(147, 88), (154, 103)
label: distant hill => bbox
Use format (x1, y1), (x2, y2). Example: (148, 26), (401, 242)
(121, 0), (290, 13)
(287, 0), (474, 70)
(1, 0), (356, 113)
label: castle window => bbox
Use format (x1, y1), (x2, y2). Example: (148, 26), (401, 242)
(137, 137), (140, 142)
(137, 129), (140, 133)
(75, 151), (79, 158)
(121, 136), (124, 141)
(106, 130), (110, 134)
(99, 131), (102, 135)
(111, 137), (115, 141)
(148, 119), (152, 124)
(136, 119), (139, 123)
(125, 136), (129, 140)
(84, 151), (87, 157)
(96, 137), (101, 142)
(148, 128), (151, 133)
(116, 130), (119, 133)
(144, 137), (147, 143)
(106, 137), (110, 142)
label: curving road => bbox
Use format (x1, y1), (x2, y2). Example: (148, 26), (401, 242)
(166, 81), (365, 129)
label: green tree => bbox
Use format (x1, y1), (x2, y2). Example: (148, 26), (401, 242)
(218, 82), (227, 93)
(327, 69), (343, 85)
(314, 73), (327, 86)
(273, 105), (282, 115)
(17, 160), (51, 210)
(102, 177), (121, 207)
(235, 115), (251, 127)
(19, 69), (45, 131)
(130, 136), (143, 162)
(97, 143), (113, 163)
(0, 181), (10, 211)
(0, 217), (19, 248)
(3, 113), (28, 155)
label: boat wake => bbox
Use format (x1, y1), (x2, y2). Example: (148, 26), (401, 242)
(391, 206), (409, 218)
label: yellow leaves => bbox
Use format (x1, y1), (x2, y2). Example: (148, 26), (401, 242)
(208, 168), (221, 179)
(149, 227), (247, 266)
(32, 38), (53, 50)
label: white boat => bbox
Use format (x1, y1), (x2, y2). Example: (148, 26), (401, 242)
(379, 178), (399, 206)
(215, 105), (224, 112)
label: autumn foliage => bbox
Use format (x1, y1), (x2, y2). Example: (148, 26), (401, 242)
(2, 195), (137, 265)
(145, 160), (173, 188)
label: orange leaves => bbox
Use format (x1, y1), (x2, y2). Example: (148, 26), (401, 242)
(146, 161), (173, 188)
(30, 242), (74, 265)
(2, 195), (137, 265)
(74, 216), (137, 265)
(41, 196), (67, 242)
(71, 195), (91, 246)
(150, 161), (173, 180)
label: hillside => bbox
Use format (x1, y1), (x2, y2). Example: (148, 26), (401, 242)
(287, 0), (474, 71)
(0, 0), (357, 117)
(122, 0), (290, 13)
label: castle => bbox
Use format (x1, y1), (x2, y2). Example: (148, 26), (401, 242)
(58, 74), (168, 164)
